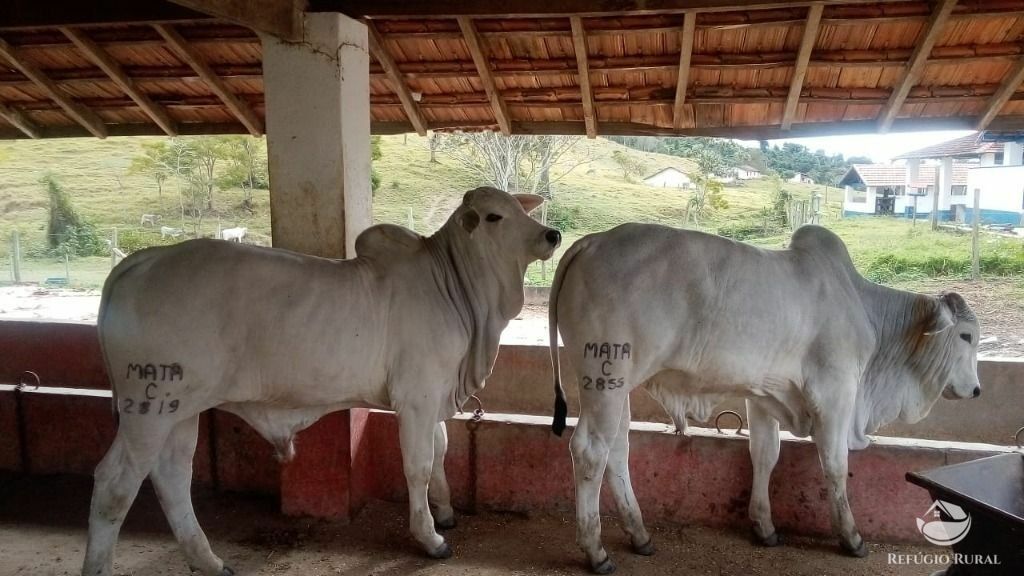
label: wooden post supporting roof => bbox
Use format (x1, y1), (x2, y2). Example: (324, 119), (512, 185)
(570, 16), (597, 138)
(153, 23), (264, 136)
(672, 12), (696, 130)
(367, 21), (428, 137)
(0, 102), (40, 138)
(877, 0), (958, 133)
(457, 16), (512, 135)
(976, 56), (1024, 130)
(0, 36), (107, 138)
(60, 27), (178, 136)
(781, 3), (823, 130)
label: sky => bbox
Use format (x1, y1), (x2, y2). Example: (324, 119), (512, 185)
(736, 130), (976, 164)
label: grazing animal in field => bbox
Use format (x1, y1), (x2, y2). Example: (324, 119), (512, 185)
(221, 227), (247, 242)
(140, 214), (160, 227)
(160, 226), (184, 239)
(82, 187), (560, 576)
(549, 224), (980, 574)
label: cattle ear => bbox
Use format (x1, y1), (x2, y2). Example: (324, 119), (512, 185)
(514, 193), (544, 214)
(924, 296), (955, 336)
(459, 207), (480, 234)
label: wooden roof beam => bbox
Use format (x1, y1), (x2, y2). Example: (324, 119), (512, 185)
(0, 35), (107, 138)
(60, 27), (178, 136)
(877, 0), (958, 133)
(153, 24), (263, 136)
(781, 3), (823, 130)
(672, 12), (696, 130)
(0, 101), (40, 138)
(976, 56), (1024, 130)
(570, 16), (597, 138)
(367, 21), (428, 137)
(166, 0), (303, 42)
(457, 16), (512, 136)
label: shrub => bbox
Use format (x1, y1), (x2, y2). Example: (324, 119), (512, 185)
(545, 200), (583, 232)
(117, 229), (177, 254)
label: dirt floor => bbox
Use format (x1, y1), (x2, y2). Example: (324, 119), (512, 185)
(0, 473), (940, 576)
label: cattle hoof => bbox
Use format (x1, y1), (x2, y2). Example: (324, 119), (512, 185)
(435, 515), (457, 531)
(219, 567), (235, 576)
(632, 538), (655, 556)
(429, 542), (453, 560)
(756, 531), (781, 547)
(591, 556), (616, 575)
(841, 538), (869, 558)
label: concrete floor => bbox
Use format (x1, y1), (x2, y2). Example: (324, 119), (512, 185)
(0, 473), (944, 576)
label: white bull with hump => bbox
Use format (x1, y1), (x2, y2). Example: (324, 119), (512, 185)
(83, 187), (561, 576)
(549, 224), (980, 574)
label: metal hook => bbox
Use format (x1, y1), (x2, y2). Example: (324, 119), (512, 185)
(17, 370), (40, 390)
(714, 410), (744, 436)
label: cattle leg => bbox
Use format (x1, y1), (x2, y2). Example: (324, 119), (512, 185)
(82, 423), (169, 576)
(429, 421), (455, 530)
(603, 396), (652, 556)
(747, 399), (781, 547)
(813, 398), (866, 558)
(150, 415), (231, 576)
(571, 393), (626, 574)
(397, 410), (449, 559)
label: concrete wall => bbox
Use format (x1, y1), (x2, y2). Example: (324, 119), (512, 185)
(966, 165), (1024, 225)
(644, 169), (691, 188)
(5, 321), (1019, 446)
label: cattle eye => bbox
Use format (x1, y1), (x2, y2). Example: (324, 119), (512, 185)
(485, 213), (503, 222)
(960, 333), (972, 344)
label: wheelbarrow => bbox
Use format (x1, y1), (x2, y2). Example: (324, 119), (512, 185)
(906, 452), (1024, 575)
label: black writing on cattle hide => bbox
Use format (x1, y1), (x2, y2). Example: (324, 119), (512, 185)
(583, 342), (631, 360)
(126, 363), (184, 381)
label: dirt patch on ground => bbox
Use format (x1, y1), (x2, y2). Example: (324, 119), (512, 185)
(0, 473), (937, 576)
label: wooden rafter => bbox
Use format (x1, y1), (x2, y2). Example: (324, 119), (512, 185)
(781, 3), (823, 130)
(0, 101), (40, 138)
(167, 0), (303, 42)
(0, 35), (107, 138)
(570, 16), (597, 138)
(367, 21), (428, 137)
(60, 27), (178, 136)
(877, 0), (958, 133)
(672, 12), (696, 130)
(457, 16), (512, 135)
(153, 23), (263, 136)
(976, 56), (1024, 130)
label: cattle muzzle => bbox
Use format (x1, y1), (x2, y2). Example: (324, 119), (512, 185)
(545, 229), (562, 246)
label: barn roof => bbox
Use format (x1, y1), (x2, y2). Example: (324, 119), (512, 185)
(840, 162), (970, 187)
(893, 132), (1005, 159)
(7, 1), (1024, 139)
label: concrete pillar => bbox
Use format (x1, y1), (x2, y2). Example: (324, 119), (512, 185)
(263, 12), (372, 259)
(938, 156), (953, 216)
(1003, 141), (1023, 166)
(981, 152), (996, 166)
(261, 13), (372, 519)
(905, 158), (920, 186)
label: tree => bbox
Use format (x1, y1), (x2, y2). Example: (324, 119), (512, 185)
(186, 137), (228, 211)
(438, 132), (587, 196)
(42, 175), (103, 256)
(218, 136), (268, 212)
(611, 150), (646, 181)
(129, 141), (172, 198)
(686, 149), (729, 226)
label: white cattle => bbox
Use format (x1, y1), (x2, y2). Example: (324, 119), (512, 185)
(548, 224), (980, 574)
(140, 214), (160, 227)
(83, 187), (561, 576)
(221, 227), (247, 242)
(160, 226), (184, 239)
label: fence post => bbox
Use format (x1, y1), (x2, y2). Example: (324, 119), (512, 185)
(110, 227), (119, 269)
(10, 230), (21, 283)
(971, 187), (981, 280)
(930, 165), (941, 230)
(64, 253), (70, 283)
(811, 193), (821, 225)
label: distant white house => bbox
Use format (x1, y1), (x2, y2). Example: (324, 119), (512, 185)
(643, 167), (692, 189)
(842, 133), (1024, 225)
(789, 172), (814, 184)
(735, 165), (763, 180)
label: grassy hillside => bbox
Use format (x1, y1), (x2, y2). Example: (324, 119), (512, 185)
(1, 134), (1021, 289)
